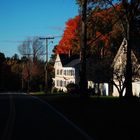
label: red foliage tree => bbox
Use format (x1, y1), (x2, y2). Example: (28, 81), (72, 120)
(55, 16), (81, 54)
(55, 4), (123, 58)
(87, 3), (123, 57)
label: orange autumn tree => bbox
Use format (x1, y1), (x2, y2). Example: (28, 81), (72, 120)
(55, 16), (81, 55)
(55, 3), (123, 58)
(88, 31), (110, 57)
(87, 3), (123, 57)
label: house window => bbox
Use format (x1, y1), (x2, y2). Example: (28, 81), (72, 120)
(63, 81), (66, 87)
(70, 70), (72, 76)
(60, 69), (63, 75)
(67, 70), (74, 76)
(57, 69), (59, 75)
(64, 70), (66, 75)
(57, 80), (59, 86)
(70, 70), (74, 76)
(66, 70), (68, 75)
(72, 70), (74, 76)
(69, 70), (71, 76)
(64, 70), (74, 76)
(60, 80), (63, 87)
(67, 70), (71, 75)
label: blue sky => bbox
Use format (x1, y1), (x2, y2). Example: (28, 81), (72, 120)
(0, 0), (79, 58)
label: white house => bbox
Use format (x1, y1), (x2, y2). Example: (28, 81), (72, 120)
(112, 38), (140, 97)
(53, 54), (80, 92)
(53, 54), (109, 95)
(53, 39), (140, 96)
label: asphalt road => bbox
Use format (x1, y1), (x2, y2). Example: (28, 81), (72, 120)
(0, 93), (93, 140)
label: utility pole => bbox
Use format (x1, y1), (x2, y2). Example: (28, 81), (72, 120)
(27, 54), (31, 94)
(79, 0), (88, 95)
(39, 37), (54, 93)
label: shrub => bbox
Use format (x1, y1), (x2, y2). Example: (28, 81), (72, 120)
(52, 87), (58, 93)
(66, 83), (79, 94)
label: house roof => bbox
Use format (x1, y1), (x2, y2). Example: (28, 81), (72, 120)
(112, 38), (140, 68)
(132, 39), (140, 63)
(64, 59), (80, 67)
(112, 38), (127, 67)
(111, 38), (140, 81)
(59, 54), (80, 67)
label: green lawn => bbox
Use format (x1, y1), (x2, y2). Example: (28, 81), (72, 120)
(30, 91), (46, 95)
(35, 94), (140, 140)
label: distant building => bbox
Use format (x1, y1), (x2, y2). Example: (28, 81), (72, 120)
(112, 38), (140, 97)
(53, 54), (80, 92)
(53, 54), (109, 95)
(53, 38), (140, 96)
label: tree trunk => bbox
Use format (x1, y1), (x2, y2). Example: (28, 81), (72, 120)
(125, 21), (133, 98)
(79, 0), (88, 95)
(119, 89), (123, 98)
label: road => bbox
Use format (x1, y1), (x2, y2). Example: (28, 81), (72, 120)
(0, 93), (93, 140)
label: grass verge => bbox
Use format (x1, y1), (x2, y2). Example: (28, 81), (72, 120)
(36, 94), (140, 140)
